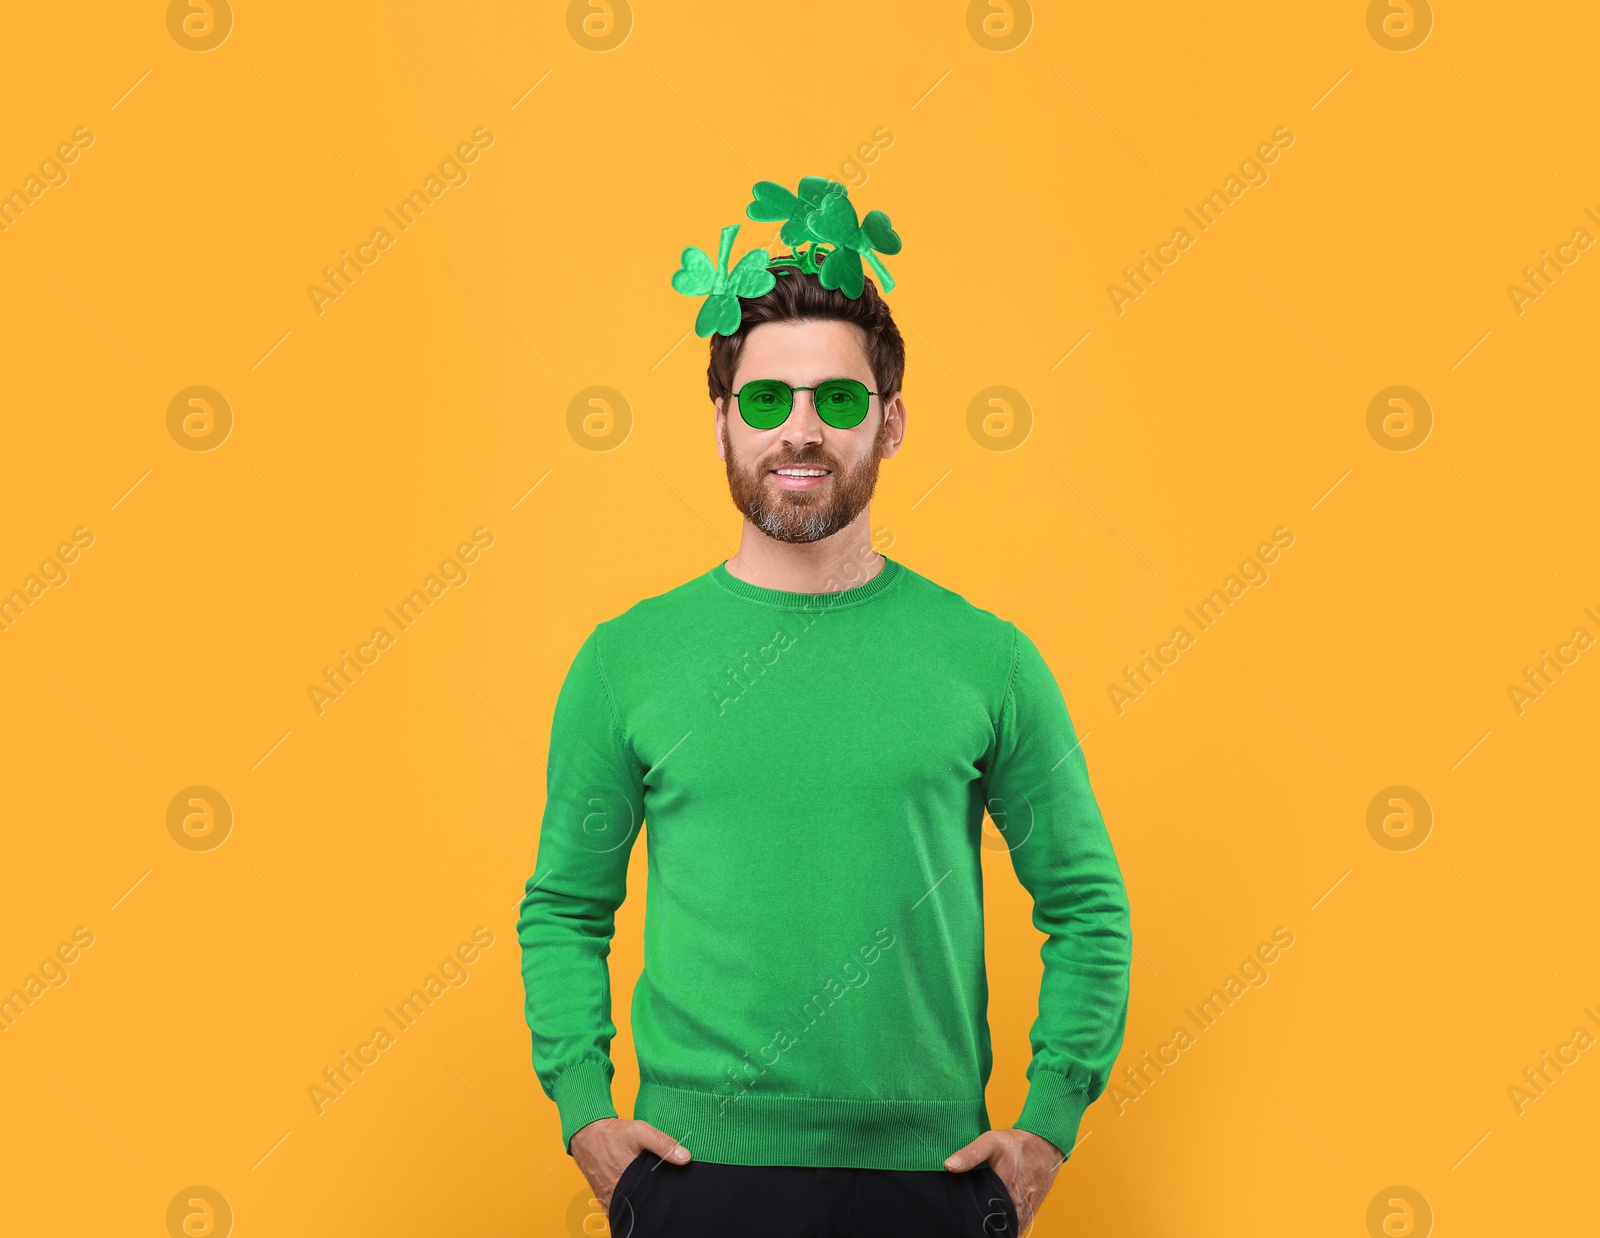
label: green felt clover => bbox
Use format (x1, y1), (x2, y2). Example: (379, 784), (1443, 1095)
(671, 223), (777, 337)
(673, 177), (903, 336)
(804, 192), (902, 299)
(746, 176), (849, 248)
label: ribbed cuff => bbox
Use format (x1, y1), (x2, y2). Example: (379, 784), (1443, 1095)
(552, 1060), (619, 1155)
(1013, 1070), (1091, 1160)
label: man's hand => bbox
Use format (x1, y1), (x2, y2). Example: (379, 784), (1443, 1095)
(945, 1127), (1063, 1233)
(571, 1117), (692, 1217)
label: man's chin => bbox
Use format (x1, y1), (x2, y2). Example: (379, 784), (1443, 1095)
(747, 494), (845, 542)
(760, 526), (830, 545)
(764, 487), (826, 507)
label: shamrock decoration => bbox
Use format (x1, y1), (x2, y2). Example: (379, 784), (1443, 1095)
(671, 176), (903, 337)
(746, 176), (849, 248)
(803, 192), (901, 298)
(671, 223), (777, 337)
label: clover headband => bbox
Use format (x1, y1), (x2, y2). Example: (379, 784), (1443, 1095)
(670, 175), (902, 338)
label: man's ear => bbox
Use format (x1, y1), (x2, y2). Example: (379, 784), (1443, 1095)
(880, 390), (907, 459)
(713, 396), (728, 461)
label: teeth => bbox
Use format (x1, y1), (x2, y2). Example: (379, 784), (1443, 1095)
(775, 469), (827, 476)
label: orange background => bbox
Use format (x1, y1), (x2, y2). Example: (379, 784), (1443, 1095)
(1, 2), (1595, 1234)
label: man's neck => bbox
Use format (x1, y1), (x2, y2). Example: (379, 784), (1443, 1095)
(723, 513), (884, 594)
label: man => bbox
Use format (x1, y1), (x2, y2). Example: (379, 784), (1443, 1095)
(518, 178), (1132, 1236)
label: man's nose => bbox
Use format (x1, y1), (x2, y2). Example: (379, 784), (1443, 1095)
(780, 390), (825, 440)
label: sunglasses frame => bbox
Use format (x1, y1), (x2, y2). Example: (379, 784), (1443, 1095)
(729, 377), (879, 430)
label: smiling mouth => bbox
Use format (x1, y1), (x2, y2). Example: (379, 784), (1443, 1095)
(769, 466), (831, 490)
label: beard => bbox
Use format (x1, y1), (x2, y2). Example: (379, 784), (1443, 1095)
(722, 414), (889, 544)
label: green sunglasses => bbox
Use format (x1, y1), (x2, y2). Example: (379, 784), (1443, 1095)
(731, 377), (878, 430)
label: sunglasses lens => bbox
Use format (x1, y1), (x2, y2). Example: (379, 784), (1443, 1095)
(814, 379), (871, 428)
(738, 379), (793, 428)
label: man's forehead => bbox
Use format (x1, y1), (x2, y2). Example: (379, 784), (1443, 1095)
(734, 319), (872, 382)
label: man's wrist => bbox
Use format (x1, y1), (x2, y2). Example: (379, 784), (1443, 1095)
(1014, 1070), (1091, 1161)
(1013, 1126), (1064, 1158)
(569, 1115), (614, 1154)
(551, 1061), (620, 1153)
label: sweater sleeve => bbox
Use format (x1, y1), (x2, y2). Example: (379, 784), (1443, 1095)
(517, 627), (647, 1154)
(982, 623), (1132, 1159)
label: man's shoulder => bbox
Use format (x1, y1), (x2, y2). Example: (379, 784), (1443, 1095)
(892, 560), (1018, 640)
(591, 567), (716, 641)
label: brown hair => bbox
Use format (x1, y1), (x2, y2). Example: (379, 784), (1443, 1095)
(706, 266), (906, 406)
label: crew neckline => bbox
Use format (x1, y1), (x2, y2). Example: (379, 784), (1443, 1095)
(708, 554), (905, 611)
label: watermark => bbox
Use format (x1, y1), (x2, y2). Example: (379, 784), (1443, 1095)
(572, 782), (640, 856)
(967, 386), (1032, 452)
(1108, 927), (1294, 1114)
(1366, 786), (1432, 852)
(1506, 212), (1596, 316)
(1108, 526), (1294, 714)
(308, 128), (495, 316)
(166, 1185), (233, 1237)
(1365, 1186), (1433, 1237)
(566, 0), (632, 51)
(983, 789), (1036, 854)
(713, 927), (898, 1116)
(1, 127), (94, 234)
(1366, 386), (1432, 452)
(1506, 610), (1596, 715)
(0, 526), (95, 635)
(306, 527), (495, 715)
(306, 928), (495, 1115)
(567, 386), (633, 452)
(751, 130), (895, 241)
(838, 126), (895, 190)
(1107, 127), (1294, 315)
(966, 0), (1032, 52)
(712, 622), (806, 716)
(1506, 1007), (1600, 1115)
(0, 927), (95, 1034)
(565, 1186), (608, 1238)
(709, 534), (890, 717)
(167, 1), (234, 52)
(750, 131), (893, 258)
(1366, 1), (1433, 52)
(167, 786), (233, 852)
(167, 386), (233, 452)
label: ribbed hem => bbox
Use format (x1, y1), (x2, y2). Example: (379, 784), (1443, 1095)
(708, 555), (904, 612)
(1013, 1070), (1091, 1160)
(552, 1060), (618, 1155)
(635, 1081), (986, 1170)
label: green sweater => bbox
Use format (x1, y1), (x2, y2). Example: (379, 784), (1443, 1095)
(517, 555), (1131, 1170)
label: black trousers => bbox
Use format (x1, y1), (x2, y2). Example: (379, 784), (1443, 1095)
(607, 1150), (1019, 1237)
